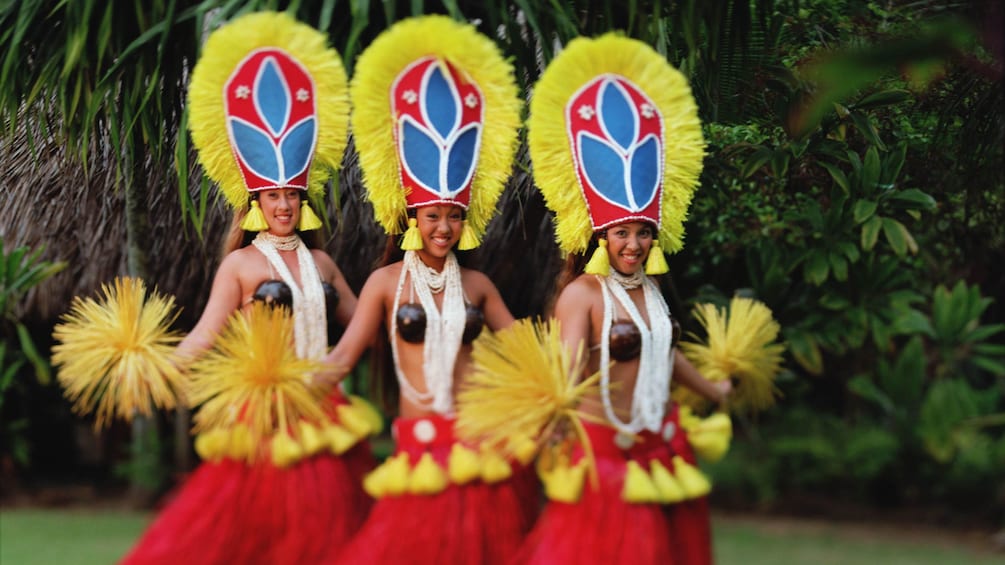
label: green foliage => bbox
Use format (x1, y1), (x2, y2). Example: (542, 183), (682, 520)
(1, 238), (66, 466)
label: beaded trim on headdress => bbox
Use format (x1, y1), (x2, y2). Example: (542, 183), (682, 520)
(528, 34), (706, 270)
(350, 15), (521, 249)
(187, 11), (350, 229)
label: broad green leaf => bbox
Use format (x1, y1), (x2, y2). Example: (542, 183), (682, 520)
(889, 188), (936, 210)
(740, 146), (774, 179)
(860, 145), (881, 192)
(829, 252), (848, 281)
(803, 251), (830, 285)
(881, 217), (908, 255)
(861, 215), (882, 250)
(848, 375), (895, 414)
(853, 199), (877, 223)
(787, 331), (823, 375)
(819, 161), (850, 194)
(854, 89), (911, 110)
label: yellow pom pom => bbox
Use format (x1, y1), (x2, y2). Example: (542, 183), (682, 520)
(457, 219), (480, 250)
(409, 452), (449, 494)
(542, 459), (587, 503)
(645, 240), (670, 275)
(650, 460), (686, 503)
(622, 460), (660, 503)
(298, 422), (326, 456)
(685, 413), (733, 462)
(672, 455), (712, 498)
(241, 201), (269, 231)
(584, 239), (611, 275)
(324, 423), (358, 455)
(271, 432), (304, 468)
(448, 444), (481, 484)
(480, 449), (513, 483)
(297, 201), (323, 231)
(400, 217), (423, 250)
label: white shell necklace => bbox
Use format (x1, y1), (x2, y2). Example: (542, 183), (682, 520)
(252, 232), (328, 360)
(390, 250), (466, 414)
(598, 273), (674, 434)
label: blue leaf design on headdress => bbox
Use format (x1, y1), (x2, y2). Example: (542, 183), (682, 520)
(445, 124), (479, 193)
(598, 80), (638, 151)
(279, 117), (316, 182)
(231, 119), (280, 182)
(401, 119), (441, 190)
(628, 135), (660, 209)
(425, 65), (459, 141)
(255, 57), (290, 137)
(580, 133), (629, 209)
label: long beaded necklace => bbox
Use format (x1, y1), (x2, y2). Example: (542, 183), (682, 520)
(390, 250), (466, 414)
(598, 272), (674, 434)
(252, 232), (328, 360)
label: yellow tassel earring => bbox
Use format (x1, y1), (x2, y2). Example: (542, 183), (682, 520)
(400, 217), (423, 250)
(584, 238), (611, 275)
(645, 240), (670, 275)
(298, 201), (323, 231)
(457, 219), (479, 250)
(241, 200), (269, 231)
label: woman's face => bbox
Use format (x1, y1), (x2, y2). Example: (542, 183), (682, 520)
(258, 188), (302, 236)
(415, 204), (463, 260)
(605, 221), (654, 275)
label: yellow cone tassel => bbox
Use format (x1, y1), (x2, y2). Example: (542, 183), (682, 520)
(349, 395), (385, 435)
(457, 219), (480, 250)
(409, 452), (449, 494)
(650, 460), (687, 503)
(241, 201), (270, 231)
(194, 429), (227, 462)
(226, 425), (254, 461)
(337, 402), (374, 438)
(584, 239), (611, 275)
(363, 461), (390, 498)
(324, 423), (358, 455)
(382, 453), (411, 496)
(645, 241), (670, 275)
(298, 201), (323, 231)
(271, 432), (304, 468)
(448, 444), (481, 484)
(508, 435), (538, 466)
(673, 456), (712, 498)
(299, 422), (326, 456)
(543, 460), (587, 503)
(400, 217), (423, 250)
(686, 413), (733, 462)
(480, 449), (513, 483)
(623, 460), (660, 503)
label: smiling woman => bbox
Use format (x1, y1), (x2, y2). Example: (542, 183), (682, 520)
(115, 11), (377, 565)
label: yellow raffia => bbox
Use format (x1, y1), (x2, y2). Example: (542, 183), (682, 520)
(676, 296), (786, 415)
(188, 11), (349, 210)
(186, 302), (328, 463)
(456, 318), (600, 457)
(528, 33), (706, 255)
(51, 277), (184, 429)
(350, 15), (521, 240)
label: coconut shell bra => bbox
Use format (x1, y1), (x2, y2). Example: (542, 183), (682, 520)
(253, 280), (339, 316)
(608, 315), (681, 362)
(396, 303), (485, 345)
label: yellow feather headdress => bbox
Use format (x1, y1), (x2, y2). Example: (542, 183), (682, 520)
(187, 11), (349, 228)
(349, 15), (521, 248)
(528, 34), (705, 263)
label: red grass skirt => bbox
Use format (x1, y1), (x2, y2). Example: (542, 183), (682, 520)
(119, 397), (374, 565)
(515, 407), (712, 565)
(334, 415), (537, 565)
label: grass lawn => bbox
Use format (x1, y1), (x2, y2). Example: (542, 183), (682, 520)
(1, 507), (1000, 564)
